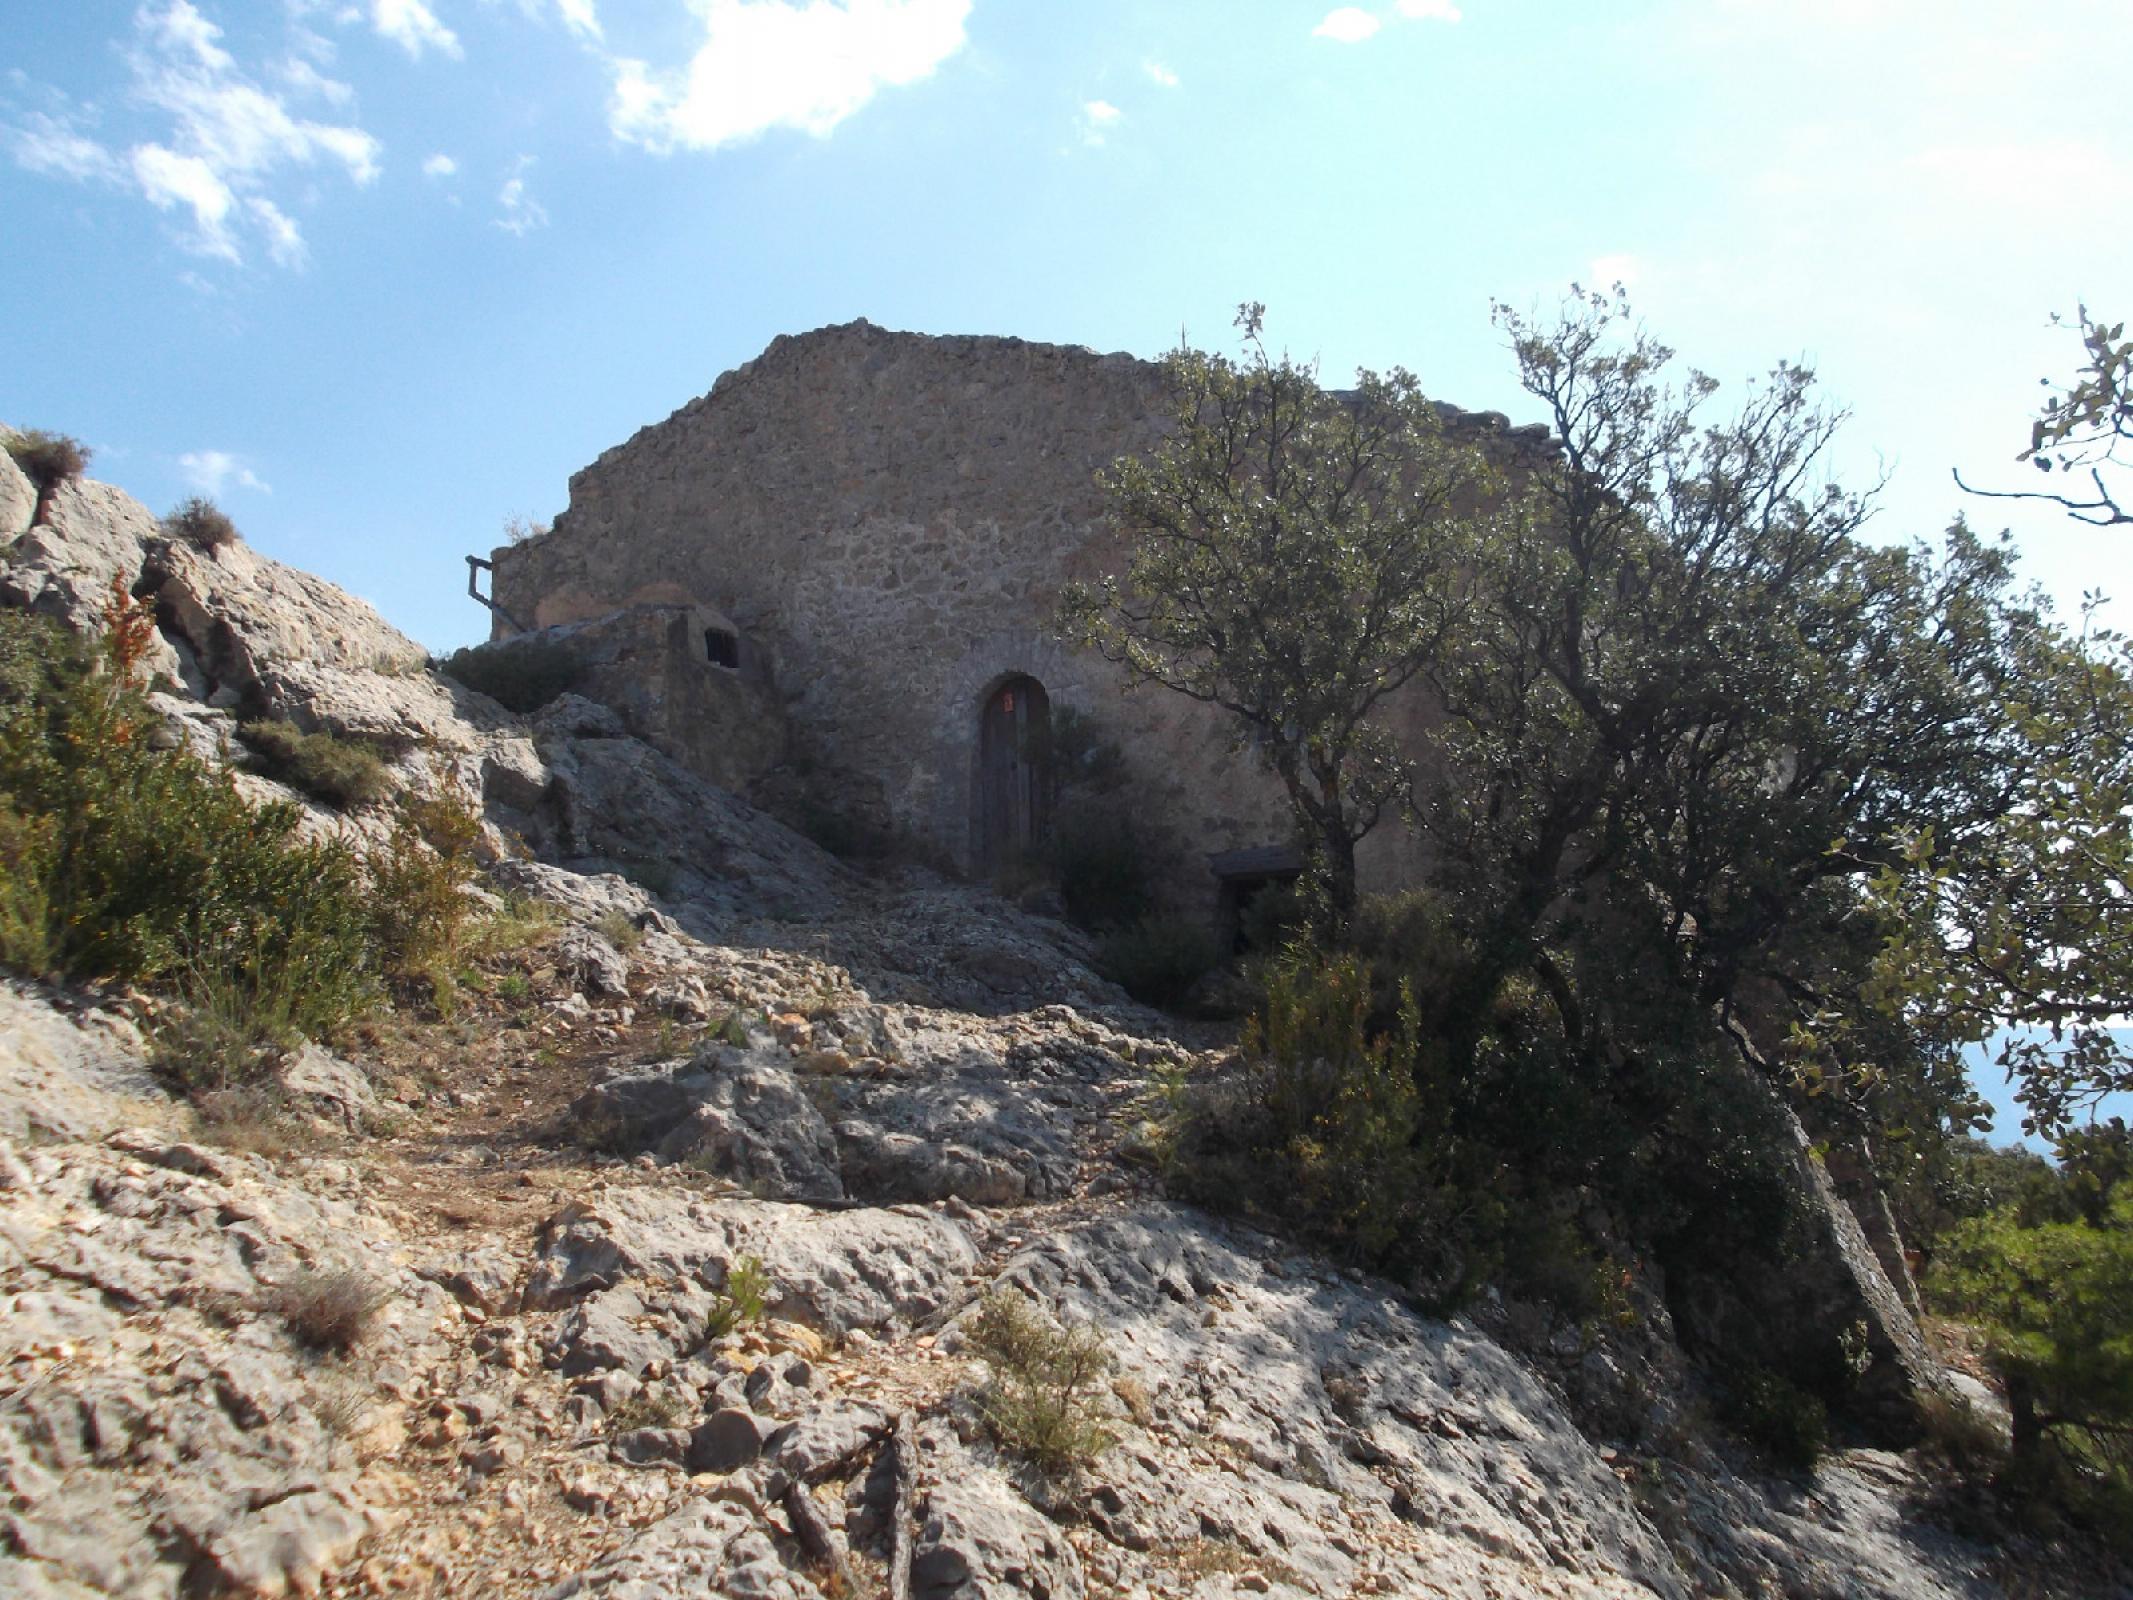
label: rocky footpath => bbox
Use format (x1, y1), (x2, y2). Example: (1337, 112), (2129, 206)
(2, 447), (2124, 1598)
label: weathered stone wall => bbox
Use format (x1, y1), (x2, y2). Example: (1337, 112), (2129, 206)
(491, 321), (1304, 908)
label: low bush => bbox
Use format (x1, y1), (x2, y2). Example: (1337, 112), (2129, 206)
(239, 719), (396, 809)
(163, 494), (239, 551)
(967, 1290), (1116, 1475)
(1098, 913), (1219, 1010)
(6, 430), (90, 518)
(1048, 802), (1155, 930)
(268, 1267), (389, 1353)
(1722, 1365), (1830, 1474)
(438, 638), (584, 714)
(365, 785), (486, 988)
(1, 600), (380, 1046)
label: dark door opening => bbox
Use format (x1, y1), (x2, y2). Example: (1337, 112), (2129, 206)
(978, 675), (1052, 872)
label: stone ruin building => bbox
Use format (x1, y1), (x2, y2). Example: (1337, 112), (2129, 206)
(477, 319), (1548, 930)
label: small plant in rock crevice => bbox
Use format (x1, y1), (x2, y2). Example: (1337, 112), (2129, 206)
(267, 1267), (390, 1353)
(706, 1254), (772, 1339)
(967, 1289), (1117, 1476)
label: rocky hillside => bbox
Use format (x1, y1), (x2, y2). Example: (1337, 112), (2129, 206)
(0, 449), (2121, 1599)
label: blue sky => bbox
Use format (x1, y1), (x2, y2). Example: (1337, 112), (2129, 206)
(6, 1), (2130, 651)
(5, 2), (2129, 1145)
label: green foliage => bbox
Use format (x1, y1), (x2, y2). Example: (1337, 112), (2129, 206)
(364, 785), (485, 985)
(1722, 1365), (1830, 1474)
(967, 1290), (1116, 1475)
(1169, 946), (1493, 1294)
(1957, 305), (2132, 529)
(239, 719), (396, 809)
(1047, 801), (1155, 930)
(1931, 1139), (2133, 1487)
(706, 1254), (771, 1339)
(1097, 913), (1219, 1010)
(438, 637), (584, 714)
(1061, 304), (1497, 924)
(0, 605), (379, 1051)
(5, 429), (90, 499)
(163, 494), (239, 551)
(1860, 627), (2133, 1137)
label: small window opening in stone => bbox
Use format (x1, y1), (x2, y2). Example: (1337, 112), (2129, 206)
(704, 628), (740, 670)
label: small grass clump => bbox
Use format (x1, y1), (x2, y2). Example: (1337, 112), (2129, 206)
(239, 719), (396, 809)
(268, 1267), (389, 1353)
(607, 1389), (689, 1432)
(163, 494), (240, 552)
(706, 1254), (772, 1339)
(438, 638), (584, 714)
(967, 1290), (1117, 1476)
(595, 909), (646, 952)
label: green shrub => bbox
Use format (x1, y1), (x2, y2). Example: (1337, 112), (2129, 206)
(239, 719), (396, 809)
(365, 785), (485, 986)
(1723, 1365), (1830, 1474)
(162, 494), (239, 551)
(1098, 913), (1219, 1009)
(1931, 1176), (2133, 1490)
(967, 1290), (1116, 1475)
(438, 638), (584, 714)
(1048, 802), (1155, 930)
(0, 603), (379, 1051)
(5, 430), (90, 507)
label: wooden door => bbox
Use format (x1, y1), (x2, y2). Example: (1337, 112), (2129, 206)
(979, 676), (1050, 870)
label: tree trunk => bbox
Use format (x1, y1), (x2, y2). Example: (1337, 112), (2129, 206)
(2007, 1370), (2043, 1467)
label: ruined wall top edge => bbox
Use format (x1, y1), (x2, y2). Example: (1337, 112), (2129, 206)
(564, 318), (1162, 498)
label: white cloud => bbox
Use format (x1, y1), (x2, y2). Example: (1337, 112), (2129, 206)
(248, 195), (308, 267)
(422, 151), (457, 177)
(1589, 251), (1641, 288)
(1313, 8), (1382, 43)
(608, 0), (973, 154)
(371, 0), (462, 61)
(5, 112), (124, 183)
(1143, 59), (1179, 88)
(1396, 0), (1462, 19)
(30, 1), (386, 267)
(554, 0), (602, 41)
(132, 143), (240, 259)
(179, 449), (271, 495)
(279, 57), (356, 105)
(1078, 98), (1122, 146)
(495, 158), (548, 234)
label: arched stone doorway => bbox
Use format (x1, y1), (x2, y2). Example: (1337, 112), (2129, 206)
(976, 674), (1051, 872)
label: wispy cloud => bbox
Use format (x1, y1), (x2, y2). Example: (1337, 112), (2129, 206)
(1079, 98), (1123, 146)
(422, 151), (457, 177)
(5, 2), (382, 268)
(496, 157), (548, 235)
(5, 111), (125, 183)
(179, 449), (270, 494)
(1143, 59), (1180, 88)
(1313, 8), (1382, 43)
(553, 0), (602, 41)
(371, 0), (462, 62)
(607, 0), (972, 154)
